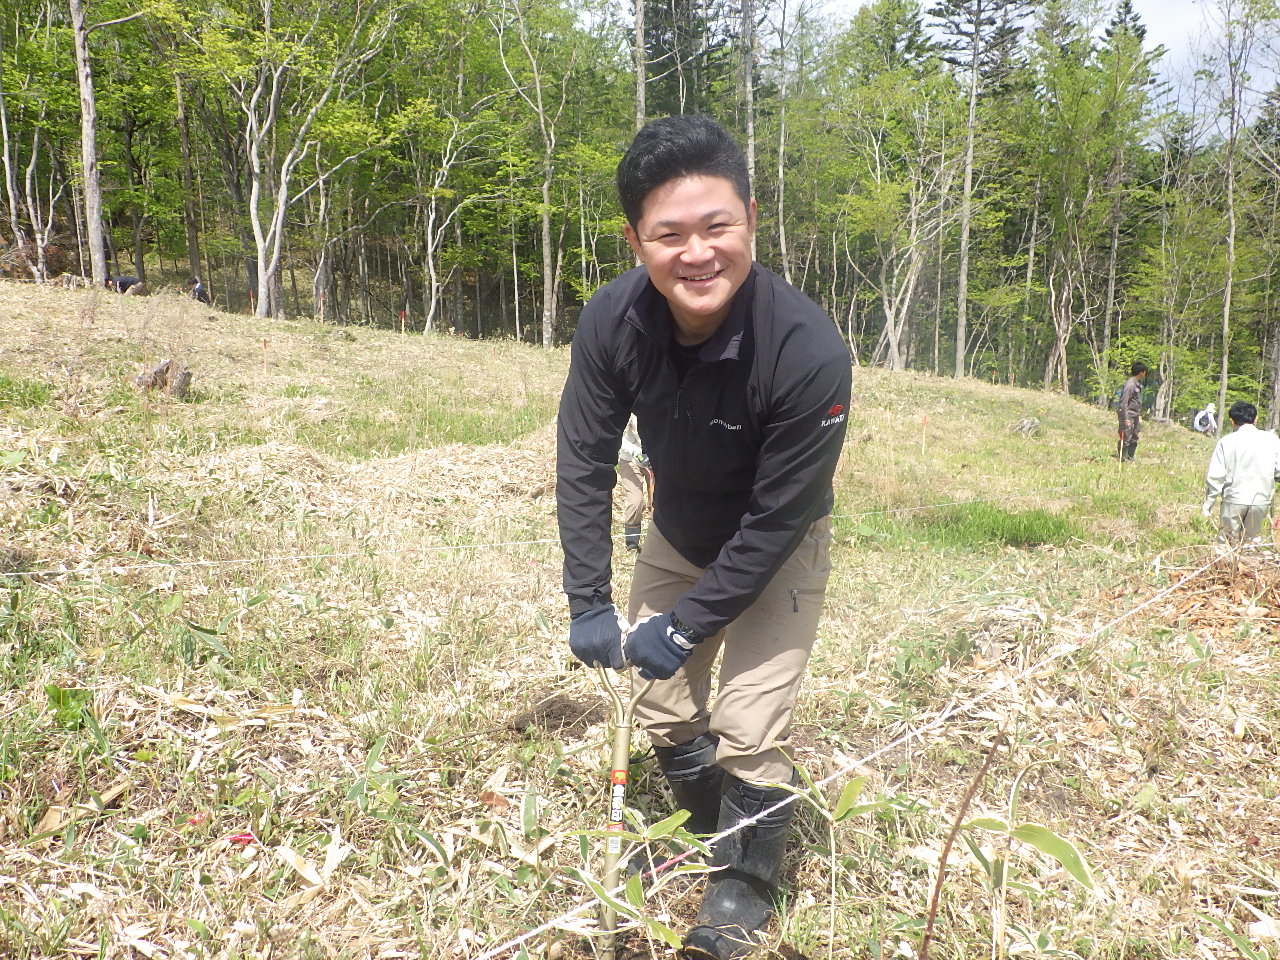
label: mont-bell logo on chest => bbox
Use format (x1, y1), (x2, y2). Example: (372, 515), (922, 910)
(821, 403), (845, 428)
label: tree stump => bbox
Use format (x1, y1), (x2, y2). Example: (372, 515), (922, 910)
(135, 359), (192, 399)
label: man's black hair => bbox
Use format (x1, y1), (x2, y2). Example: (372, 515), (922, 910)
(1130, 361), (1148, 377)
(1229, 401), (1257, 425)
(616, 115), (751, 229)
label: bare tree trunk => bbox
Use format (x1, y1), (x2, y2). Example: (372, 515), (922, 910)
(0, 29), (32, 271)
(634, 0), (645, 131)
(953, 41), (979, 380)
(1099, 210), (1120, 405)
(69, 0), (107, 286)
(175, 74), (203, 282)
(496, 0), (573, 347)
(121, 114), (147, 280)
(1215, 0), (1256, 416)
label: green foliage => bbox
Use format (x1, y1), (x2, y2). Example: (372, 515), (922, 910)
(44, 684), (93, 729)
(0, 376), (53, 410)
(856, 501), (1082, 550)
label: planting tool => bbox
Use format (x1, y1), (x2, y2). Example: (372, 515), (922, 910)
(594, 665), (653, 960)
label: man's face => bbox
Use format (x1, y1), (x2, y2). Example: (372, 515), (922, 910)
(624, 175), (757, 345)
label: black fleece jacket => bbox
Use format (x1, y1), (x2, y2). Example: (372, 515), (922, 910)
(556, 263), (852, 641)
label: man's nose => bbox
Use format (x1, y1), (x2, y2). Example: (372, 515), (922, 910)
(682, 234), (711, 261)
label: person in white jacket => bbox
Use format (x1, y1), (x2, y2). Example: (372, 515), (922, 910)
(1192, 402), (1218, 436)
(1202, 401), (1280, 543)
(617, 415), (650, 551)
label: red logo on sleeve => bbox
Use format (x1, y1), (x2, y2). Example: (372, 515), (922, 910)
(828, 404), (844, 417)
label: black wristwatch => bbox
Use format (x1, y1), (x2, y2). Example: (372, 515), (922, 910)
(669, 612), (703, 646)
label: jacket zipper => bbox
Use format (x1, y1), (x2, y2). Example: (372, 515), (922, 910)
(672, 360), (701, 488)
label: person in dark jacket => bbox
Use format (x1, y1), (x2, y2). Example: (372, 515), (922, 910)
(1117, 361), (1148, 462)
(188, 277), (211, 304)
(556, 115), (851, 960)
(107, 275), (142, 295)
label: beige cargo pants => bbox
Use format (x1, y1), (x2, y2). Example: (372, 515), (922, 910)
(1219, 501), (1270, 543)
(617, 458), (648, 528)
(628, 516), (833, 785)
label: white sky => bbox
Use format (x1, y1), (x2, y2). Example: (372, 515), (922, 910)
(817, 0), (1210, 79)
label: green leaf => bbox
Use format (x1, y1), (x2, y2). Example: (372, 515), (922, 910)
(184, 621), (232, 659)
(625, 871), (644, 907)
(961, 833), (992, 875)
(1009, 824), (1094, 890)
(1131, 781), (1158, 810)
(44, 684), (92, 728)
(158, 592), (184, 616)
(1203, 916), (1270, 960)
(833, 776), (867, 822)
(403, 826), (449, 865)
(185, 919), (213, 941)
(645, 809), (691, 839)
(643, 916), (683, 947)
(567, 868), (640, 920)
(522, 782), (538, 838)
(0, 450), (26, 469)
(964, 817), (1010, 833)
(366, 735), (387, 771)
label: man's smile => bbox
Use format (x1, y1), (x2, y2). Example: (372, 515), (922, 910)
(681, 270), (723, 283)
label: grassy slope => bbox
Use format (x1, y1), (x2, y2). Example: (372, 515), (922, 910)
(0, 279), (1277, 960)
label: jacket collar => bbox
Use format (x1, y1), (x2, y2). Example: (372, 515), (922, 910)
(626, 265), (757, 363)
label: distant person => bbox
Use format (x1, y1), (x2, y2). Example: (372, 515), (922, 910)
(1202, 401), (1280, 545)
(1117, 361), (1148, 462)
(617, 415), (650, 552)
(1192, 402), (1218, 436)
(107, 275), (144, 295)
(188, 277), (211, 304)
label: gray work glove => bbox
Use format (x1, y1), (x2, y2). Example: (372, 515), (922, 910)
(1202, 498), (1216, 519)
(568, 604), (628, 670)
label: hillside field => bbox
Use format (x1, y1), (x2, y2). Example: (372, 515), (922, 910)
(1, 280), (1278, 960)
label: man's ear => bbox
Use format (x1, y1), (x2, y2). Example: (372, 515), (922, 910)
(624, 223), (644, 263)
(747, 197), (758, 235)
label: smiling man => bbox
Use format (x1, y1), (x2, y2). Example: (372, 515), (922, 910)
(556, 115), (851, 959)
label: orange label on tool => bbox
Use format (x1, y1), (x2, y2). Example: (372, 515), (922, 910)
(611, 770), (628, 785)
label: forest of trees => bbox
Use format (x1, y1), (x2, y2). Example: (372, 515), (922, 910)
(5, 0), (1280, 421)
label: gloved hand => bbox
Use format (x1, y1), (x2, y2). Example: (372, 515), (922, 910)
(1202, 499), (1216, 519)
(568, 605), (628, 670)
(624, 612), (699, 681)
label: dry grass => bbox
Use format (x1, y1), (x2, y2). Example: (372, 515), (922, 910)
(1, 280), (1278, 960)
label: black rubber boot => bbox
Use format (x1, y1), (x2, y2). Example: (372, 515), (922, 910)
(624, 524), (642, 551)
(629, 735), (723, 877)
(680, 773), (796, 960)
(654, 733), (724, 835)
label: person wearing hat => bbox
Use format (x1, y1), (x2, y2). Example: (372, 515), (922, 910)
(1202, 401), (1280, 544)
(1193, 402), (1218, 436)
